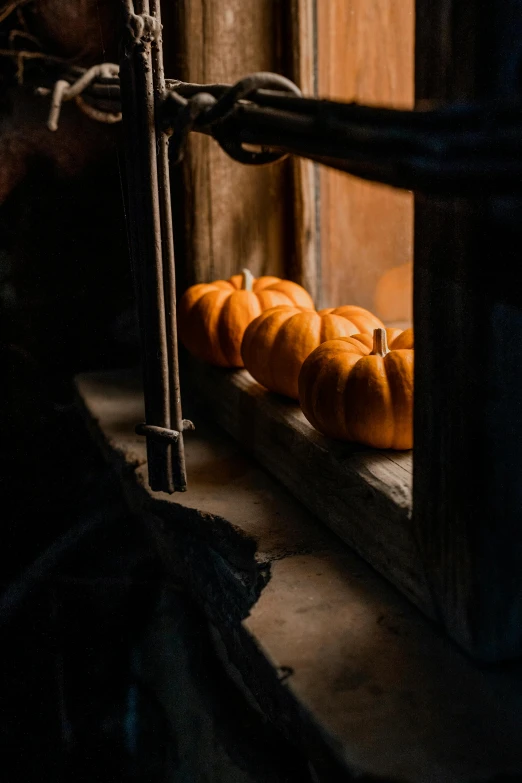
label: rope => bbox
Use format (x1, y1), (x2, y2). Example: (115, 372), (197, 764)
(35, 63), (120, 131)
(32, 0), (163, 131)
(74, 94), (122, 125)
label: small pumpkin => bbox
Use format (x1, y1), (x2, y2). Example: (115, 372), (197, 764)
(389, 326), (413, 350)
(178, 269), (314, 367)
(298, 327), (414, 450)
(349, 326), (413, 352)
(241, 304), (384, 399)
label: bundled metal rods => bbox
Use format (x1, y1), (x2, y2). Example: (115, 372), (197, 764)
(119, 0), (189, 493)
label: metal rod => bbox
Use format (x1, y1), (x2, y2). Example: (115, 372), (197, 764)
(150, 0), (187, 490)
(119, 0), (187, 492)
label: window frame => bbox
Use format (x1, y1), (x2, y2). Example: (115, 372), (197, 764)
(123, 0), (522, 662)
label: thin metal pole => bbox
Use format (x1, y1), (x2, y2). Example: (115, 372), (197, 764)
(150, 0), (187, 490)
(119, 0), (188, 492)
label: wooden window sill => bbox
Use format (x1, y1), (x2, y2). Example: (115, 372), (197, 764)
(187, 357), (429, 618)
(75, 366), (522, 783)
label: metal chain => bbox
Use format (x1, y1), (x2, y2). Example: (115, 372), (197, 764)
(30, 64), (522, 193)
(166, 72), (302, 166)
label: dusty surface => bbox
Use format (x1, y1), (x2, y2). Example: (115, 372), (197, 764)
(188, 359), (431, 620)
(76, 367), (522, 783)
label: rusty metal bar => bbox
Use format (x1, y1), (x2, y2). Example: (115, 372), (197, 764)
(36, 61), (522, 195)
(160, 88), (522, 195)
(119, 0), (188, 492)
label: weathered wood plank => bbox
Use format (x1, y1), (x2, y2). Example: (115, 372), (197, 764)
(74, 368), (332, 566)
(286, 0), (320, 306)
(316, 0), (414, 313)
(414, 1), (522, 660)
(168, 0), (291, 287)
(187, 358), (433, 617)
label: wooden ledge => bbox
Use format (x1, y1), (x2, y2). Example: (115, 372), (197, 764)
(75, 367), (522, 783)
(188, 359), (430, 617)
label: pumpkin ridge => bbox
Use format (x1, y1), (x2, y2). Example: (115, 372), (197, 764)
(300, 352), (324, 433)
(178, 283), (222, 324)
(253, 277), (314, 310)
(383, 353), (399, 449)
(242, 307), (298, 392)
(383, 350), (414, 449)
(192, 289), (232, 365)
(253, 275), (282, 292)
(335, 352), (363, 440)
(390, 327), (414, 350)
(320, 313), (358, 342)
(375, 356), (395, 449)
(270, 311), (321, 398)
(218, 291), (262, 366)
(308, 348), (336, 435)
(347, 355), (394, 448)
(256, 289), (296, 310)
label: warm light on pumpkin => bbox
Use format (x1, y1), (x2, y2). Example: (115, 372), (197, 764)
(178, 270), (314, 367)
(298, 327), (414, 450)
(241, 304), (384, 399)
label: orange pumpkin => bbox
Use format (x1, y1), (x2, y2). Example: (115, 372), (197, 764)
(241, 304), (384, 399)
(389, 326), (413, 350)
(178, 269), (314, 367)
(348, 326), (414, 351)
(298, 327), (414, 449)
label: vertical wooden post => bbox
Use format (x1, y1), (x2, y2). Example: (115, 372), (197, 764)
(167, 0), (291, 288)
(287, 0), (321, 306)
(150, 0), (187, 490)
(414, 0), (522, 659)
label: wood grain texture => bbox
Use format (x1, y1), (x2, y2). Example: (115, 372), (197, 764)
(286, 0), (320, 305)
(169, 0), (291, 288)
(414, 2), (522, 660)
(317, 0), (414, 312)
(187, 358), (433, 617)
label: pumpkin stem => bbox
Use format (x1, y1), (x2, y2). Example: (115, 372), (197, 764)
(240, 268), (254, 292)
(371, 328), (390, 357)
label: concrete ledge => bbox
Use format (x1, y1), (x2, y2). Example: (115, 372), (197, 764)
(75, 367), (522, 783)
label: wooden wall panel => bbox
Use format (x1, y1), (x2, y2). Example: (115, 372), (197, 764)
(169, 1), (289, 287)
(317, 0), (414, 314)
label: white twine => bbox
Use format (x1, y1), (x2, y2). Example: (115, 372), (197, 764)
(36, 63), (121, 132)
